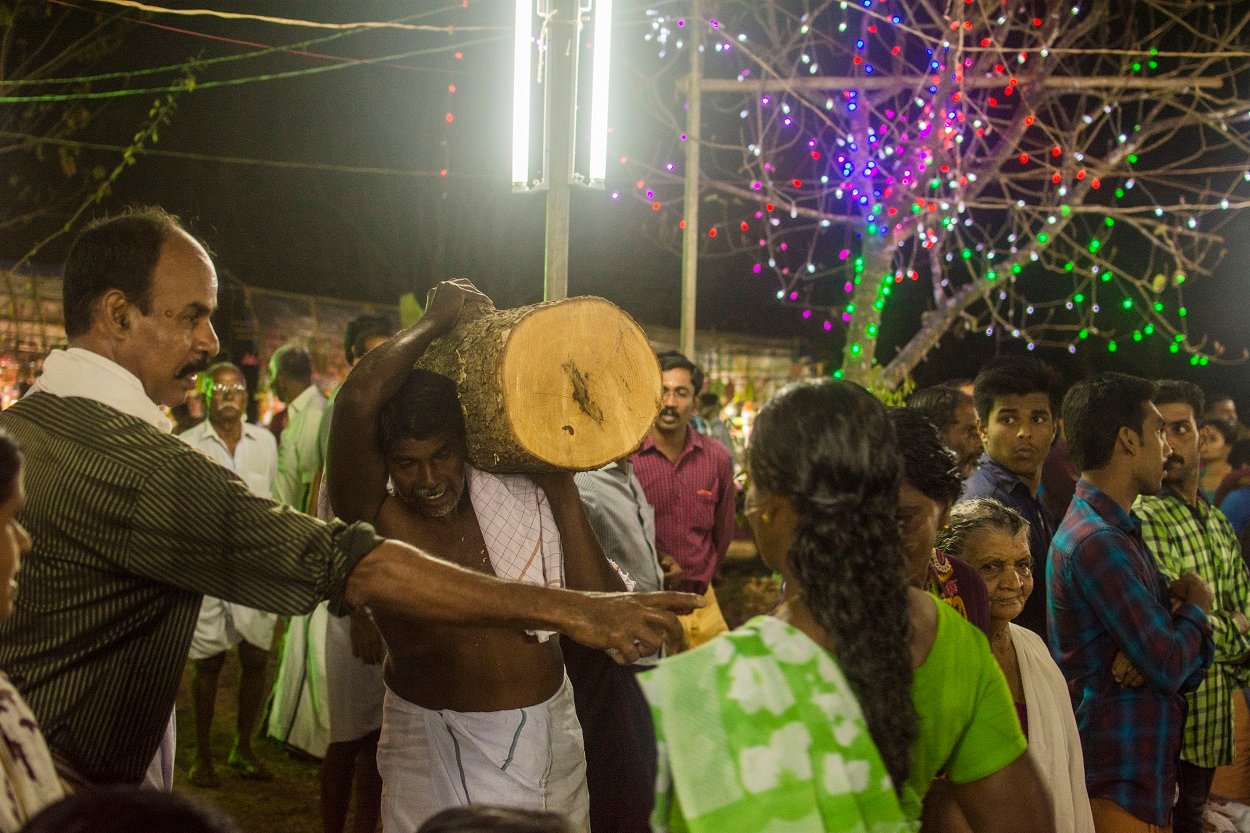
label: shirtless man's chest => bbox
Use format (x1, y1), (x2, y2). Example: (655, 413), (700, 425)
(372, 493), (565, 712)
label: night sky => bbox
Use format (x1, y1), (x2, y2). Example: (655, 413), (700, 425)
(4, 0), (1250, 401)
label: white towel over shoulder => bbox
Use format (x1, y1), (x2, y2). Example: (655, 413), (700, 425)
(467, 464), (564, 641)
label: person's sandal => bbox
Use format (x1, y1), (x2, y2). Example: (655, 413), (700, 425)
(188, 762), (221, 788)
(227, 748), (274, 781)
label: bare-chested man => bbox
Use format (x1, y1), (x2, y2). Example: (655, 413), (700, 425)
(327, 281), (624, 832)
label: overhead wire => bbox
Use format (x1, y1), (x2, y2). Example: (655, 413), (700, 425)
(0, 34), (507, 103)
(83, 0), (507, 33)
(0, 130), (496, 179)
(19, 1), (491, 88)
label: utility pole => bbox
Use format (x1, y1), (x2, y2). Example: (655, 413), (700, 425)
(679, 0), (701, 357)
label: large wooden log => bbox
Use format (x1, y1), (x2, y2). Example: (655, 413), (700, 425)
(416, 296), (661, 473)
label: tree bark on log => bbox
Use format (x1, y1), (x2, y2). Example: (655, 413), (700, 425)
(417, 297), (661, 473)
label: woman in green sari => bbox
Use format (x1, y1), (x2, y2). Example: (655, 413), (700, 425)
(640, 380), (916, 833)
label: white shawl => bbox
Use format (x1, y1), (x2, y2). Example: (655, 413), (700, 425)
(29, 347), (172, 433)
(467, 464), (563, 642)
(1012, 623), (1096, 833)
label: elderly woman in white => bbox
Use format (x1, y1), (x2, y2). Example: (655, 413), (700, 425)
(936, 497), (1095, 833)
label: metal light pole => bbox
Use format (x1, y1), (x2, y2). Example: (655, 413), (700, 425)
(679, 0), (701, 357)
(514, 1), (614, 302)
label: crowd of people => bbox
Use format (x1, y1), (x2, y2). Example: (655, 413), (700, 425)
(0, 206), (1245, 833)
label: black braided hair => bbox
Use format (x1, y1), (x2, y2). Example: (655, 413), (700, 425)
(748, 379), (916, 794)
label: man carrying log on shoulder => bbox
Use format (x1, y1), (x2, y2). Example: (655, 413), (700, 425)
(327, 280), (635, 833)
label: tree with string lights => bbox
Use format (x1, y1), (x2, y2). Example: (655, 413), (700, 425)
(633, 0), (1250, 387)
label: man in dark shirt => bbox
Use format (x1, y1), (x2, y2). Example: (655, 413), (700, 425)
(1049, 372), (1214, 831)
(960, 356), (1062, 636)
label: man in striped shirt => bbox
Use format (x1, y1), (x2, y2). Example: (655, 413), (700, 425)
(631, 351), (735, 651)
(0, 208), (695, 789)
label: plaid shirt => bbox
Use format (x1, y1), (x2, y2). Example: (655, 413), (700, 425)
(1049, 480), (1213, 826)
(1135, 488), (1250, 768)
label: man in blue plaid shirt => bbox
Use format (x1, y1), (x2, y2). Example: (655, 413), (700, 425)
(1135, 380), (1250, 833)
(1049, 373), (1214, 832)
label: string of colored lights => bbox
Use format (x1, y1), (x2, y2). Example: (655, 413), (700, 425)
(633, 1), (1250, 379)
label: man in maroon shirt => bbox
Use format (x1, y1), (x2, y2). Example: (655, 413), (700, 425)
(631, 351), (736, 651)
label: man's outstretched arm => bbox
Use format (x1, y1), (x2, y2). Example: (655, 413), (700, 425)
(345, 538), (698, 664)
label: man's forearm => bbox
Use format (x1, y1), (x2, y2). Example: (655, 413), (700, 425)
(344, 540), (590, 633)
(343, 539), (700, 664)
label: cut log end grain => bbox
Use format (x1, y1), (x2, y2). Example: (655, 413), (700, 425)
(418, 295), (662, 473)
(500, 298), (660, 470)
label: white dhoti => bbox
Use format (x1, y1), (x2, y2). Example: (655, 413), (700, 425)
(188, 596), (277, 660)
(377, 674), (589, 833)
(325, 612), (385, 744)
(265, 601), (330, 758)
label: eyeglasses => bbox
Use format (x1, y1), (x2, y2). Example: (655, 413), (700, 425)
(976, 559), (1033, 580)
(211, 383), (247, 395)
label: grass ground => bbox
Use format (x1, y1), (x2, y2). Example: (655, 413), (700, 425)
(172, 553), (778, 832)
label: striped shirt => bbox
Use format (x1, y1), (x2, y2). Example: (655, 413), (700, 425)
(1048, 480), (1213, 825)
(0, 393), (383, 785)
(1135, 488), (1250, 768)
(630, 429), (735, 595)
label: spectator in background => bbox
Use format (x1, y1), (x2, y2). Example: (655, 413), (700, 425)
(1205, 393), (1247, 440)
(1040, 419), (1079, 528)
(690, 391), (735, 460)
(961, 356), (1062, 637)
(266, 343), (332, 762)
(269, 344), (327, 512)
(631, 351), (735, 652)
(1215, 439), (1250, 540)
(0, 432), (64, 831)
(907, 384), (984, 480)
(890, 408), (991, 634)
(1135, 381), (1250, 833)
(938, 498), (1095, 833)
(316, 313), (394, 833)
(180, 363), (279, 787)
(565, 456), (680, 833)
(1200, 418), (1236, 502)
(1050, 372), (1214, 832)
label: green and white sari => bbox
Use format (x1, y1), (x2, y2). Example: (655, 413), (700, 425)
(639, 615), (913, 833)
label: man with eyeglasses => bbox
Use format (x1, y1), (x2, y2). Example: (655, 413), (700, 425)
(178, 362), (279, 787)
(1133, 381), (1250, 833)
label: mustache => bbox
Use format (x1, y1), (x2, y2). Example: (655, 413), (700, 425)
(659, 407), (680, 418)
(414, 484), (447, 498)
(1165, 454), (1186, 468)
(177, 355), (212, 380)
